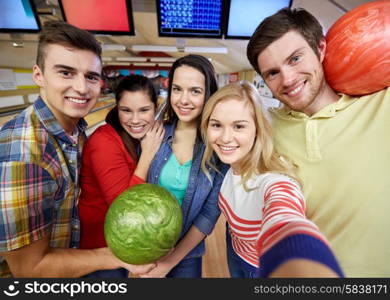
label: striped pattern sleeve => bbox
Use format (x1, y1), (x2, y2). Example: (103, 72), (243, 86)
(0, 161), (57, 252)
(257, 179), (343, 277)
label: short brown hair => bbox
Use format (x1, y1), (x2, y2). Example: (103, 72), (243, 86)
(36, 21), (102, 72)
(247, 7), (324, 74)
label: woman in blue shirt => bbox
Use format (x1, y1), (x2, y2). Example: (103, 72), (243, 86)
(143, 54), (227, 278)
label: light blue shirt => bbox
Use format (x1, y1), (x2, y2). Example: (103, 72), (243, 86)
(158, 153), (192, 206)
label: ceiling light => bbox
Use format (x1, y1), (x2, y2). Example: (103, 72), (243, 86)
(116, 57), (148, 62)
(102, 57), (113, 62)
(102, 44), (126, 51)
(132, 62), (157, 67)
(12, 42), (24, 48)
(107, 62), (130, 66)
(149, 57), (176, 62)
(131, 45), (228, 54)
(184, 46), (228, 54)
(132, 45), (178, 52)
(158, 63), (173, 67)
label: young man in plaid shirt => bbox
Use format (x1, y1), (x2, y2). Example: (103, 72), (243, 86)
(0, 21), (154, 277)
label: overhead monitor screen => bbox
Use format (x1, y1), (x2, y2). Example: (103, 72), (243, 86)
(157, 0), (224, 38)
(59, 0), (135, 35)
(0, 0), (41, 33)
(225, 0), (292, 39)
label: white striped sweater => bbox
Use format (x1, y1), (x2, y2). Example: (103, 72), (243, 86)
(219, 169), (330, 268)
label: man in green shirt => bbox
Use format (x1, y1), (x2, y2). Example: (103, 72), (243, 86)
(246, 7), (390, 277)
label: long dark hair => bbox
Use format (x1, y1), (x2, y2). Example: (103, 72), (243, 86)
(105, 75), (158, 160)
(165, 54), (218, 130)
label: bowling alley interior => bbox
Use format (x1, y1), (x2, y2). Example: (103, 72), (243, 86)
(0, 0), (385, 278)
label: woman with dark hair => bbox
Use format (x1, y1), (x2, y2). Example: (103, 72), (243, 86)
(79, 75), (164, 277)
(141, 54), (228, 278)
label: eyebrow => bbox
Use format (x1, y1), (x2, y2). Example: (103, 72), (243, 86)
(261, 47), (305, 77)
(53, 64), (102, 79)
(233, 120), (250, 124)
(209, 118), (249, 124)
(172, 83), (204, 90)
(118, 105), (153, 109)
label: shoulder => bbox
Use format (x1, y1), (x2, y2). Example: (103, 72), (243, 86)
(341, 87), (390, 106)
(86, 124), (120, 145)
(90, 123), (116, 135)
(360, 86), (390, 102)
(260, 173), (303, 199)
(0, 106), (33, 134)
(83, 124), (128, 161)
(262, 172), (299, 184)
(255, 172), (301, 190)
(0, 107), (47, 162)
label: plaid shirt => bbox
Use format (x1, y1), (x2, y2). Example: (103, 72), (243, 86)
(0, 97), (87, 277)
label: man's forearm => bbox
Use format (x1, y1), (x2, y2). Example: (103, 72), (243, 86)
(2, 236), (122, 278)
(29, 247), (120, 278)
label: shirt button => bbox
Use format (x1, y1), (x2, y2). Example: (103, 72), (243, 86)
(69, 160), (74, 163)
(73, 224), (79, 230)
(164, 157), (167, 161)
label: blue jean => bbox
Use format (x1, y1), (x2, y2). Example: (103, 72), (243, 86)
(83, 268), (128, 278)
(166, 257), (202, 278)
(226, 227), (259, 278)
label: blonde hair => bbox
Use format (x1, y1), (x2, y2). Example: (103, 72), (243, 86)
(201, 81), (301, 189)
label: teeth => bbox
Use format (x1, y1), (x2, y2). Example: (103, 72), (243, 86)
(288, 83), (304, 96)
(68, 97), (87, 104)
(219, 145), (237, 151)
(130, 126), (144, 130)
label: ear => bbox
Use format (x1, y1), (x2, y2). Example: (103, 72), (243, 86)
(318, 38), (327, 63)
(32, 65), (44, 88)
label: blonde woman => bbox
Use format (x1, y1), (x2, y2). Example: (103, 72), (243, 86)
(201, 81), (343, 278)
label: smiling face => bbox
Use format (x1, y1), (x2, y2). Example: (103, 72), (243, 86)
(207, 98), (256, 174)
(33, 43), (102, 133)
(257, 30), (327, 115)
(117, 90), (156, 139)
(170, 65), (206, 125)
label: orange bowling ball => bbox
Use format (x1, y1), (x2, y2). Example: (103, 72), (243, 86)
(323, 0), (390, 96)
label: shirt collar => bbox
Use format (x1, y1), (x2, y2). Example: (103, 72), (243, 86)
(33, 96), (88, 143)
(164, 119), (176, 141)
(271, 93), (358, 120)
(163, 118), (202, 146)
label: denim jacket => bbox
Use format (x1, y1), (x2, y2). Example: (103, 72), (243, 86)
(147, 121), (228, 259)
